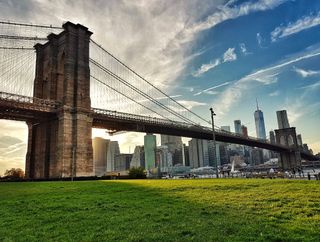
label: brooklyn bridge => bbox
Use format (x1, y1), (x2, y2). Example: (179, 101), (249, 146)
(0, 21), (316, 179)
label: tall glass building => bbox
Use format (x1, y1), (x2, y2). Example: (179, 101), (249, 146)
(254, 102), (267, 140)
(144, 133), (156, 170)
(234, 120), (242, 134)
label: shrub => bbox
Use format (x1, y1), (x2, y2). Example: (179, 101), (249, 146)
(128, 167), (146, 179)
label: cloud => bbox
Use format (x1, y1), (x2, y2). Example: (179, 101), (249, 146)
(223, 47), (237, 62)
(269, 90), (280, 96)
(256, 33), (264, 47)
(239, 43), (250, 55)
(214, 47), (320, 118)
(0, 0), (289, 169)
(293, 67), (320, 78)
(271, 12), (320, 42)
(299, 80), (320, 91)
(176, 100), (207, 110)
(194, 81), (230, 96)
(285, 101), (320, 124)
(309, 141), (320, 154)
(192, 59), (221, 77)
(0, 135), (26, 175)
(193, 47), (237, 77)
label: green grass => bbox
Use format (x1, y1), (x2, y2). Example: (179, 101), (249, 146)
(0, 179), (319, 242)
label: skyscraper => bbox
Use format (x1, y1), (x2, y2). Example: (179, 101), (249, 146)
(234, 120), (241, 134)
(160, 135), (182, 152)
(221, 126), (231, 132)
(107, 141), (120, 172)
(92, 137), (109, 176)
(161, 135), (183, 165)
(254, 100), (266, 140)
(276, 110), (290, 129)
(241, 125), (248, 138)
(130, 146), (145, 168)
(269, 130), (276, 144)
(297, 134), (303, 147)
(144, 133), (156, 170)
(188, 139), (209, 168)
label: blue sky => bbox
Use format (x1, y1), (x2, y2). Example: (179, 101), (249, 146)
(0, 0), (319, 174)
(171, 0), (320, 150)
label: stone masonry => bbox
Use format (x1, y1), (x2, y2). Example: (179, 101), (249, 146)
(25, 22), (93, 178)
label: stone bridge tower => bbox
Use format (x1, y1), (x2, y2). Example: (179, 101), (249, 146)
(25, 22), (93, 179)
(275, 127), (301, 170)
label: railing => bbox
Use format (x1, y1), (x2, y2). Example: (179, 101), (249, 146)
(0, 91), (61, 109)
(0, 92), (291, 151)
(92, 108), (199, 129)
(92, 108), (288, 149)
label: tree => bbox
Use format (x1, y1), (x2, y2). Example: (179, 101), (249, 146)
(128, 167), (146, 179)
(4, 168), (25, 179)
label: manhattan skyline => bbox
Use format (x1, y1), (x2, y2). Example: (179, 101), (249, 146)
(0, 0), (319, 175)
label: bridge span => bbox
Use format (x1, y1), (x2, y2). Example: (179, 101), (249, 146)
(0, 20), (316, 179)
(0, 92), (315, 161)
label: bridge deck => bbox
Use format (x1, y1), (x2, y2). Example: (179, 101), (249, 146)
(0, 92), (316, 160)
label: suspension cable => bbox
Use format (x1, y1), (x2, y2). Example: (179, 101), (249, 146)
(91, 75), (177, 123)
(90, 39), (210, 125)
(90, 58), (198, 125)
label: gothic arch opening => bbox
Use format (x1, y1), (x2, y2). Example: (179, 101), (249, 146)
(280, 136), (286, 145)
(288, 135), (294, 147)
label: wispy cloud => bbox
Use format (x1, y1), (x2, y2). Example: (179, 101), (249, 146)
(176, 100), (207, 110)
(271, 12), (320, 42)
(299, 80), (320, 90)
(256, 33), (266, 48)
(239, 43), (250, 55)
(269, 90), (280, 96)
(192, 59), (221, 77)
(194, 81), (231, 96)
(223, 48), (237, 62)
(293, 67), (320, 78)
(214, 48), (320, 118)
(285, 101), (320, 124)
(193, 47), (237, 77)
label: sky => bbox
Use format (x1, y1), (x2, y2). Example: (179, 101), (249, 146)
(0, 0), (320, 175)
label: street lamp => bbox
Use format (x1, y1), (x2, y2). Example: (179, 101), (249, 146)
(210, 108), (219, 178)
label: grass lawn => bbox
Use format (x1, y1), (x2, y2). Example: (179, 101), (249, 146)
(0, 179), (319, 242)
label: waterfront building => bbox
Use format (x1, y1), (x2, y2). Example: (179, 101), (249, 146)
(144, 133), (156, 170)
(92, 137), (109, 176)
(234, 120), (242, 134)
(130, 146), (145, 168)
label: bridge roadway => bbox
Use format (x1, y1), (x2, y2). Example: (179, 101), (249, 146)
(0, 91), (316, 161)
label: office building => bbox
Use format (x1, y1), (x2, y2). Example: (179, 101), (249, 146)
(188, 139), (209, 168)
(114, 154), (132, 171)
(276, 110), (290, 129)
(161, 135), (182, 153)
(92, 137), (109, 176)
(241, 125), (248, 138)
(234, 120), (242, 134)
(254, 101), (267, 139)
(208, 140), (221, 167)
(161, 135), (183, 165)
(251, 148), (264, 165)
(130, 146), (145, 168)
(221, 126), (231, 132)
(156, 146), (173, 172)
(107, 141), (120, 172)
(297, 134), (303, 147)
(269, 131), (276, 144)
(182, 144), (190, 166)
(144, 133), (156, 170)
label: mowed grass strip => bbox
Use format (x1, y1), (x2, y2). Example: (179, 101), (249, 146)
(0, 179), (319, 242)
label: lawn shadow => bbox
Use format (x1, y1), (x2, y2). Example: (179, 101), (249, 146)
(0, 179), (319, 242)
